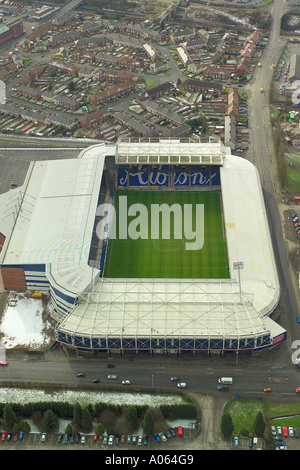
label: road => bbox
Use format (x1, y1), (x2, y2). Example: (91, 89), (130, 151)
(245, 0), (300, 348)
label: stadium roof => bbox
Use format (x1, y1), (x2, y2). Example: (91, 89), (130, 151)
(57, 143), (284, 343)
(115, 138), (225, 165)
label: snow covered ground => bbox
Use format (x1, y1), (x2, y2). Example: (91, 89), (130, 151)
(0, 294), (51, 349)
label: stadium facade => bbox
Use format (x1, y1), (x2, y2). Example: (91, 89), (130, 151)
(0, 138), (286, 355)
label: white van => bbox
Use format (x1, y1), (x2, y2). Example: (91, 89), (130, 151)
(107, 374), (118, 380)
(218, 377), (233, 384)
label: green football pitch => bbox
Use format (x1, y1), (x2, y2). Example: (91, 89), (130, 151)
(104, 190), (230, 279)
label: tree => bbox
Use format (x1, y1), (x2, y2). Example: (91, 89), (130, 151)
(142, 409), (155, 435)
(3, 404), (17, 429)
(43, 410), (58, 432)
(96, 422), (105, 436)
(68, 80), (75, 92)
(125, 406), (138, 428)
(65, 423), (73, 435)
(220, 413), (234, 438)
(254, 411), (266, 437)
(73, 403), (82, 427)
(19, 419), (31, 433)
(81, 407), (93, 432)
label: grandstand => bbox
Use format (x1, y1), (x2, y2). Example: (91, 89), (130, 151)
(0, 138), (286, 354)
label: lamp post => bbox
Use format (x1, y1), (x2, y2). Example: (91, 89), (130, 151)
(233, 261), (244, 302)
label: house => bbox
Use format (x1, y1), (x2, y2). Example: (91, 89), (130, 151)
(227, 87), (239, 118)
(288, 54), (300, 83)
(18, 85), (42, 100)
(141, 82), (173, 101)
(150, 61), (167, 73)
(48, 60), (79, 76)
(177, 47), (193, 67)
(141, 100), (185, 126)
(224, 115), (236, 149)
(34, 40), (47, 52)
(202, 65), (232, 80)
(80, 110), (109, 129)
(48, 114), (77, 129)
(182, 78), (223, 93)
(236, 58), (250, 75)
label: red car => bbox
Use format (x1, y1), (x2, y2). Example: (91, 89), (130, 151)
(93, 433), (98, 442)
(0, 361), (8, 366)
(120, 435), (126, 444)
(13, 433), (18, 442)
(283, 427), (288, 437)
(1, 432), (7, 442)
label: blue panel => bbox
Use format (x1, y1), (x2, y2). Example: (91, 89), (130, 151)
(173, 171), (189, 187)
(195, 338), (209, 349)
(180, 338), (194, 350)
(149, 171), (169, 187)
(151, 338), (166, 349)
(137, 338), (150, 349)
(166, 338), (180, 349)
(107, 337), (121, 349)
(129, 171), (149, 187)
(117, 169), (128, 187)
(210, 338), (224, 349)
(224, 339), (239, 350)
(122, 338), (136, 349)
(239, 337), (255, 349)
(91, 337), (107, 349)
(210, 167), (221, 186)
(190, 170), (211, 186)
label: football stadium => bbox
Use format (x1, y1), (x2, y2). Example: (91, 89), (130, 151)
(0, 138), (286, 355)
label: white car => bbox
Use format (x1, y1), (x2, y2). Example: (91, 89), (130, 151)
(177, 382), (186, 388)
(158, 432), (167, 442)
(289, 427), (294, 437)
(108, 435), (114, 445)
(107, 374), (117, 380)
(122, 379), (131, 385)
(41, 433), (47, 442)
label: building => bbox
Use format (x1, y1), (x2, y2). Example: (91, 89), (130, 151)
(224, 115), (236, 149)
(0, 139), (286, 355)
(288, 54), (300, 83)
(0, 20), (23, 46)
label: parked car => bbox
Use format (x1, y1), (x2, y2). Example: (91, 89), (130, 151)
(108, 435), (114, 445)
(153, 433), (161, 443)
(115, 435), (120, 445)
(120, 435), (126, 444)
(158, 432), (167, 442)
(69, 434), (74, 444)
(138, 435), (143, 446)
(13, 433), (18, 442)
(103, 435), (108, 445)
(0, 361), (8, 366)
(294, 428), (300, 438)
(19, 432), (24, 441)
(81, 435), (86, 444)
(283, 427), (288, 437)
(277, 426), (282, 436)
(57, 432), (63, 443)
(289, 427), (294, 437)
(143, 435), (148, 446)
(132, 435), (137, 445)
(234, 436), (239, 447)
(249, 437), (253, 448)
(1, 432), (7, 442)
(126, 435), (132, 444)
(7, 433), (12, 442)
(75, 433), (80, 444)
(271, 426), (277, 436)
(169, 428), (176, 437)
(93, 433), (98, 442)
(63, 434), (69, 444)
(41, 433), (47, 442)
